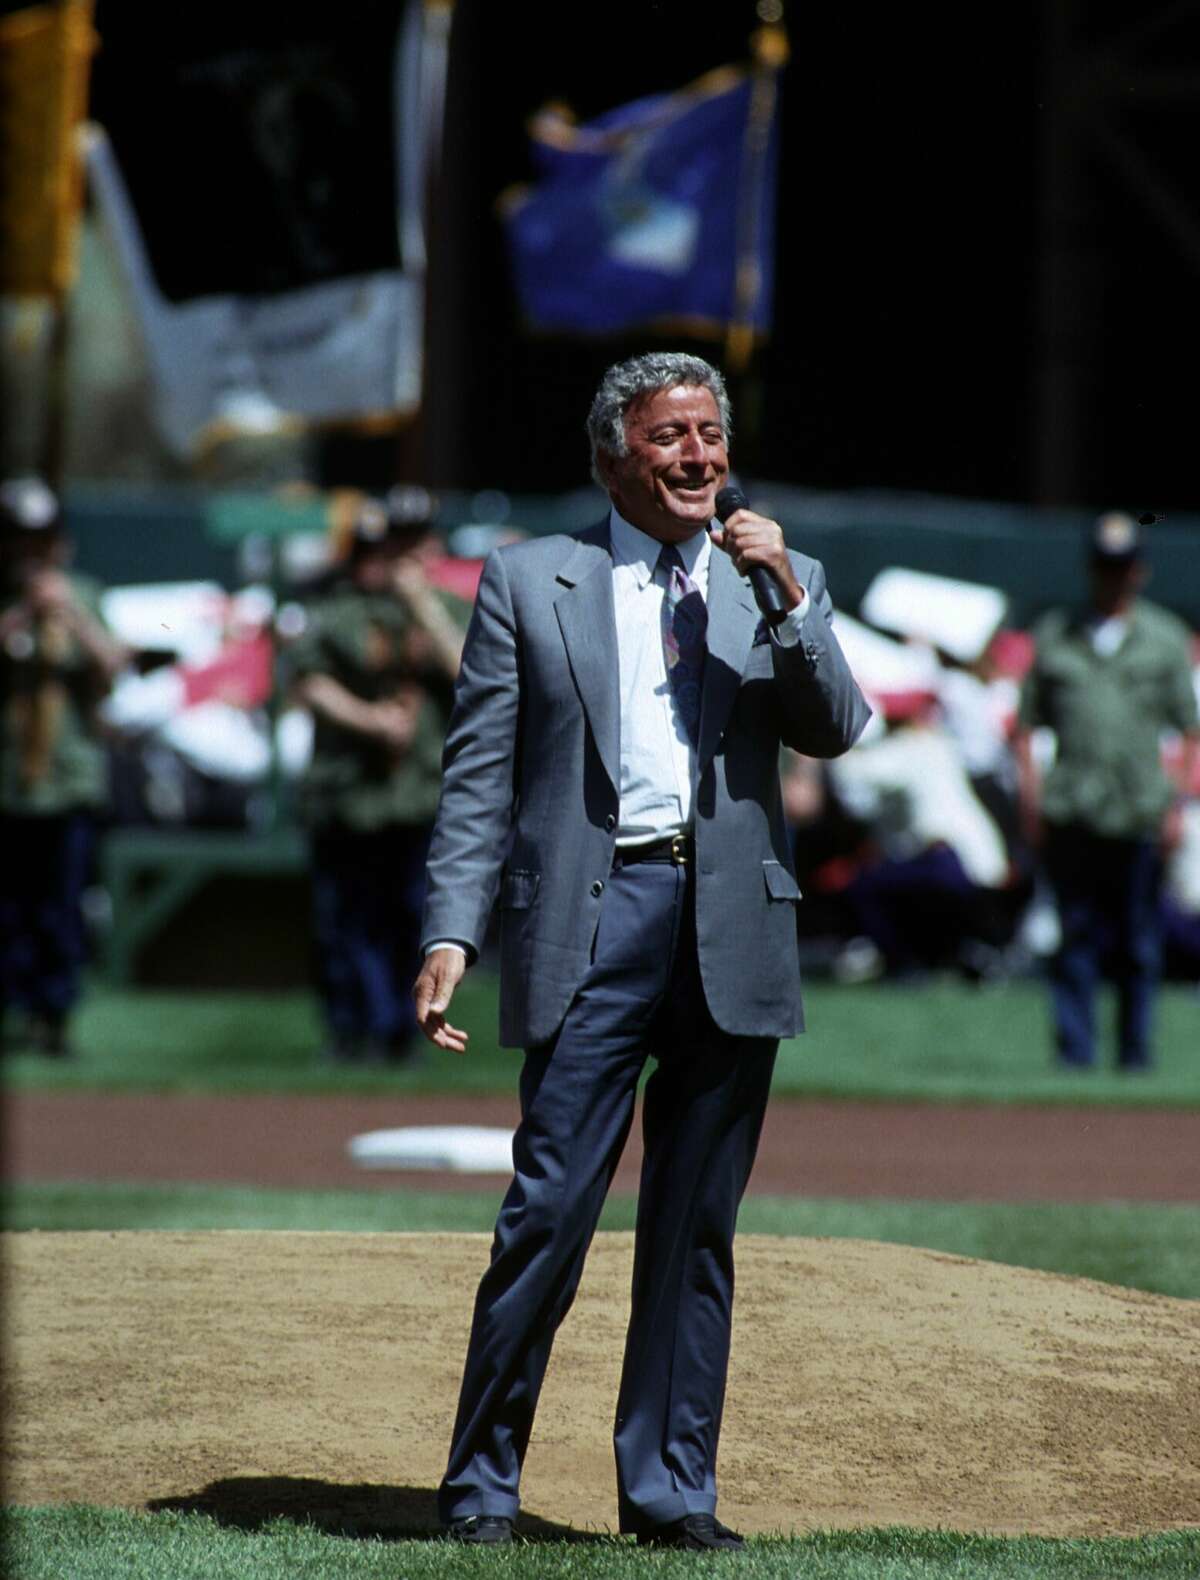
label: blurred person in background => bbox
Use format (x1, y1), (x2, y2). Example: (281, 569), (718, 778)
(285, 487), (469, 1065)
(1016, 511), (1199, 1070)
(1162, 798), (1200, 982)
(827, 692), (1018, 982)
(779, 748), (876, 975)
(0, 479), (126, 1057)
(934, 638), (1026, 872)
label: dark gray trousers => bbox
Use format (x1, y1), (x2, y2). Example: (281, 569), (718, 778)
(437, 858), (777, 1531)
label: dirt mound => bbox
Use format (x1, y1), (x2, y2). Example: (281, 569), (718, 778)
(3, 1232), (1198, 1537)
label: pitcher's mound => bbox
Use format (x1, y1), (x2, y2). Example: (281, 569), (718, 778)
(3, 1232), (1198, 1537)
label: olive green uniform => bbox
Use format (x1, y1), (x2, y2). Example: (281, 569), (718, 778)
(1019, 598), (1197, 1067)
(0, 574), (111, 1033)
(287, 581), (469, 1056)
(1019, 600), (1197, 840)
(0, 573), (109, 817)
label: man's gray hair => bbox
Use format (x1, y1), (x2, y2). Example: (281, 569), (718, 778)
(586, 352), (733, 486)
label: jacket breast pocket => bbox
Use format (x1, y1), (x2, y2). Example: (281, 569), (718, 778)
(500, 869), (541, 910)
(763, 860), (801, 902)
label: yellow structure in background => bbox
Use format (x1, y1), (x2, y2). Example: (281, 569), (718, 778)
(0, 0), (97, 296)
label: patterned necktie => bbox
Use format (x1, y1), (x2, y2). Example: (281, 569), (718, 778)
(659, 543), (707, 745)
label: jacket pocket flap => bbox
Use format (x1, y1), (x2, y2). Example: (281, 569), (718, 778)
(763, 860), (802, 902)
(500, 869), (541, 910)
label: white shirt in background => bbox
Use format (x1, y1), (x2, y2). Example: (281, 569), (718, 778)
(830, 721), (1009, 889)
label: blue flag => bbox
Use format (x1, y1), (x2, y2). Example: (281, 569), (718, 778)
(502, 62), (781, 345)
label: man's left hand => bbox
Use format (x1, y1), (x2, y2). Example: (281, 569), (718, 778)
(413, 947), (470, 1053)
(709, 509), (804, 609)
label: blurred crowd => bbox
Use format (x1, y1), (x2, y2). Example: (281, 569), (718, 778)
(787, 623), (1200, 989)
(2, 478), (1197, 1068)
(784, 510), (1199, 1071)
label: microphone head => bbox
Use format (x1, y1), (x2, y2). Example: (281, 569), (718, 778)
(714, 486), (748, 524)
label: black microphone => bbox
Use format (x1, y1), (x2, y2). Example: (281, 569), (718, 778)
(714, 486), (789, 625)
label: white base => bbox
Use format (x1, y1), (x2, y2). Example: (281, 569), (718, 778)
(347, 1125), (514, 1173)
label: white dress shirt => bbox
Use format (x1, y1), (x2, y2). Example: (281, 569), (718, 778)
(611, 509), (705, 845)
(609, 506), (808, 845)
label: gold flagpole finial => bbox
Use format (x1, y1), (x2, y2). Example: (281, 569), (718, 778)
(752, 1), (790, 69)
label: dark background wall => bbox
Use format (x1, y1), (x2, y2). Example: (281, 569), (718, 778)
(442, 2), (1037, 500)
(431, 0), (1200, 514)
(86, 0), (1200, 517)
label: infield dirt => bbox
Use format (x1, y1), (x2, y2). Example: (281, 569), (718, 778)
(4, 1230), (1199, 1539)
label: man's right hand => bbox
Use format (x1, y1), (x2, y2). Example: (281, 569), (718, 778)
(413, 947), (470, 1052)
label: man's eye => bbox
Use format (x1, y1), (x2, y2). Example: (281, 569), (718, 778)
(649, 429), (682, 444)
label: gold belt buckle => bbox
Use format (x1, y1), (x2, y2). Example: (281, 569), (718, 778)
(670, 833), (690, 866)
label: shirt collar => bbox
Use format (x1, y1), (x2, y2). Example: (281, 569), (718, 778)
(608, 505), (711, 590)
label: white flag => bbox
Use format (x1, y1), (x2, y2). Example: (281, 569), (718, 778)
(85, 0), (447, 457)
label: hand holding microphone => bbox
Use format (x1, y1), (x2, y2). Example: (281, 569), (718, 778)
(711, 486), (802, 626)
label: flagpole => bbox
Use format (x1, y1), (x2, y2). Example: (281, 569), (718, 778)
(45, 2), (96, 492)
(0, 0), (97, 486)
(725, 1), (787, 469)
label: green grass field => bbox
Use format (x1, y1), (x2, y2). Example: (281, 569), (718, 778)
(4, 975), (1199, 1104)
(3, 1507), (1198, 1579)
(5, 1184), (1198, 1300)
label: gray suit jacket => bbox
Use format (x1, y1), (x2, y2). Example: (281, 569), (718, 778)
(420, 521), (871, 1048)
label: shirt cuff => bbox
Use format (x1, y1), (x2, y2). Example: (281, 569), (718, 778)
(424, 940), (470, 961)
(769, 585), (810, 648)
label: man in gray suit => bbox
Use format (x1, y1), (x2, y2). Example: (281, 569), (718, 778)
(414, 352), (869, 1550)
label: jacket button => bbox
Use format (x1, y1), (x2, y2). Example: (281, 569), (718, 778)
(591, 879), (604, 897)
(604, 814), (616, 831)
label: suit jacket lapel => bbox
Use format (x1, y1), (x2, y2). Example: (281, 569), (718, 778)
(554, 523), (620, 795)
(698, 546), (759, 770)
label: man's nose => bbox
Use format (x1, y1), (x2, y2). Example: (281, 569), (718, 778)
(679, 429), (707, 464)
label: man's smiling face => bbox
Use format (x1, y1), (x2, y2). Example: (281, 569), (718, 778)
(599, 384), (730, 543)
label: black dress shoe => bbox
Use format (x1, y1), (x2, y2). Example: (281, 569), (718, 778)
(636, 1513), (745, 1550)
(445, 1514), (514, 1544)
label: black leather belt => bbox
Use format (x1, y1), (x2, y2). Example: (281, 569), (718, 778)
(613, 833), (693, 868)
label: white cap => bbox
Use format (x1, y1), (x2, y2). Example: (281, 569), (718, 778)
(0, 476), (59, 532)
